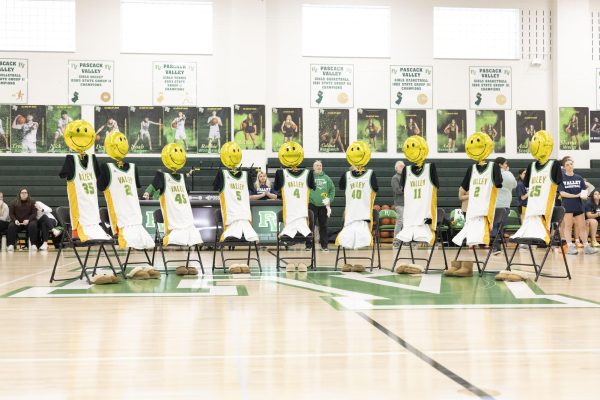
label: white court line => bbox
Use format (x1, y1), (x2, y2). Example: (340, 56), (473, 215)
(427, 348), (600, 355)
(0, 260), (77, 289)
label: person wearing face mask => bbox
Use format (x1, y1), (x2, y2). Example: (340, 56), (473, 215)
(307, 160), (335, 252)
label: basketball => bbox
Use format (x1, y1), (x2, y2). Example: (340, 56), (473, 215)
(380, 231), (390, 238)
(381, 218), (391, 225)
(15, 115), (25, 124)
(391, 219), (396, 225)
(210, 117), (219, 125)
(171, 121), (177, 128)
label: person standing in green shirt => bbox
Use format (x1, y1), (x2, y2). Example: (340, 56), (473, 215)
(307, 160), (335, 251)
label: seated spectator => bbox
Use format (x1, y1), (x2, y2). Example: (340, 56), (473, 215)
(516, 168), (528, 223)
(0, 192), (9, 236)
(584, 178), (595, 200)
(7, 188), (38, 251)
(585, 190), (600, 247)
(250, 170), (277, 200)
(142, 183), (161, 200)
(35, 200), (62, 250)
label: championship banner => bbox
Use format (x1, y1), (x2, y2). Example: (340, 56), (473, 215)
(469, 66), (512, 110)
(390, 65), (433, 109)
(272, 108), (302, 152)
(319, 108), (349, 153)
(164, 106), (198, 153)
(396, 109), (426, 152)
(233, 105), (265, 150)
(437, 109), (466, 153)
(68, 60), (114, 105)
(128, 106), (163, 154)
(198, 107), (230, 154)
(0, 59), (27, 104)
(475, 110), (505, 153)
(152, 62), (197, 106)
(9, 105), (45, 154)
(559, 107), (589, 151)
(591, 110), (600, 143)
(357, 108), (387, 152)
(0, 105), (10, 152)
(45, 105), (81, 153)
(516, 110), (545, 153)
(94, 106), (128, 154)
(310, 64), (353, 108)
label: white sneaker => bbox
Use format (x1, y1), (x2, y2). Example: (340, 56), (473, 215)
(7, 245), (14, 252)
(39, 242), (48, 251)
(285, 263), (296, 272)
(584, 245), (598, 255)
(567, 243), (578, 255)
(30, 245), (38, 252)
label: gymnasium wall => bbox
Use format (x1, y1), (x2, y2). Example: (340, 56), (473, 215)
(2, 0), (600, 168)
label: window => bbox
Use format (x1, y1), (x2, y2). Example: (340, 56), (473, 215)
(121, 0), (213, 54)
(302, 4), (390, 58)
(433, 7), (520, 59)
(0, 0), (75, 52)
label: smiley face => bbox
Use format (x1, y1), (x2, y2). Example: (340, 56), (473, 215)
(161, 143), (187, 172)
(278, 141), (304, 168)
(104, 131), (129, 162)
(402, 136), (429, 166)
(220, 141), (242, 170)
(64, 120), (96, 154)
(346, 141), (371, 169)
(465, 132), (494, 162)
(529, 130), (553, 163)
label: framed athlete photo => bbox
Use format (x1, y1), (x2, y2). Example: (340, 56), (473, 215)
(357, 108), (387, 152)
(9, 105), (45, 154)
(475, 110), (505, 153)
(319, 108), (349, 153)
(94, 106), (128, 154)
(163, 106), (198, 153)
(590, 110), (600, 143)
(396, 109), (426, 152)
(45, 105), (81, 154)
(437, 109), (466, 153)
(198, 107), (231, 154)
(516, 110), (545, 153)
(128, 106), (164, 154)
(233, 104), (265, 150)
(0, 105), (10, 153)
(272, 107), (303, 152)
(559, 107), (589, 151)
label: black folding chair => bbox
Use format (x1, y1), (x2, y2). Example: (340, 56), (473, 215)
(391, 207), (449, 273)
(212, 209), (262, 273)
(508, 206), (571, 282)
(99, 207), (154, 273)
(453, 208), (511, 276)
(271, 210), (317, 271)
(334, 209), (382, 272)
(50, 206), (124, 284)
(151, 209), (204, 275)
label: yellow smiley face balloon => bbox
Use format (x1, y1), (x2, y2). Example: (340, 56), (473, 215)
(465, 132), (494, 162)
(64, 120), (96, 154)
(220, 141), (242, 170)
(161, 143), (187, 172)
(530, 130), (554, 164)
(402, 136), (429, 167)
(346, 141), (371, 170)
(104, 131), (129, 162)
(278, 141), (304, 168)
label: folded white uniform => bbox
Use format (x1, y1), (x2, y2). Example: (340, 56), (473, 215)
(219, 170), (258, 241)
(336, 170), (375, 250)
(280, 169), (311, 238)
(160, 172), (202, 246)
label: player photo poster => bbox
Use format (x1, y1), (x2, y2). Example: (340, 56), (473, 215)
(272, 107), (303, 152)
(310, 64), (354, 108)
(559, 107), (589, 150)
(233, 104), (265, 150)
(68, 60), (114, 105)
(0, 59), (27, 104)
(45, 105), (81, 153)
(152, 62), (197, 106)
(590, 110), (600, 143)
(128, 106), (163, 154)
(390, 65), (433, 109)
(0, 105), (10, 152)
(396, 109), (426, 152)
(9, 105), (45, 153)
(357, 108), (387, 152)
(319, 108), (349, 153)
(475, 110), (505, 153)
(516, 110), (545, 153)
(94, 106), (128, 154)
(163, 106), (198, 153)
(198, 107), (230, 154)
(469, 66), (512, 110)
(437, 109), (467, 153)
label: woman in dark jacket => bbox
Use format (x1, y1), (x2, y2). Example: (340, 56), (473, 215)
(7, 188), (38, 251)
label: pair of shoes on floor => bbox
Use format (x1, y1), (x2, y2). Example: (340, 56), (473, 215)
(341, 264), (365, 272)
(394, 263), (423, 274)
(92, 274), (121, 285)
(129, 266), (163, 279)
(444, 260), (473, 277)
(286, 263), (308, 272)
(495, 270), (529, 282)
(39, 242), (48, 251)
(228, 264), (250, 274)
(321, 246), (329, 252)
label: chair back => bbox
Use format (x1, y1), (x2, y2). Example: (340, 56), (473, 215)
(55, 206), (71, 228)
(436, 207), (447, 228)
(153, 209), (164, 224)
(551, 206), (566, 225)
(99, 208), (110, 225)
(492, 208), (510, 229)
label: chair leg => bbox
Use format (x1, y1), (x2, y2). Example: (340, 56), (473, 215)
(472, 246), (481, 273)
(185, 246), (192, 268)
(425, 241), (436, 274)
(409, 242), (415, 264)
(376, 235), (382, 269)
(455, 243), (463, 261)
(111, 245), (126, 278)
(220, 243), (227, 273)
(391, 242), (403, 272)
(369, 241), (375, 272)
(276, 237), (281, 271)
(254, 242), (262, 272)
(124, 247), (132, 270)
(195, 245), (205, 274)
(79, 247), (91, 280)
(49, 246), (63, 283)
(160, 240), (168, 274)
(334, 246), (341, 271)
(102, 245), (119, 277)
(246, 243), (251, 265)
(439, 233), (448, 270)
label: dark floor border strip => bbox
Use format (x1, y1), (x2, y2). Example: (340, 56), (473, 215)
(356, 312), (495, 400)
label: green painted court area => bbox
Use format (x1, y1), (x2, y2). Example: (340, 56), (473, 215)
(3, 269), (598, 311)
